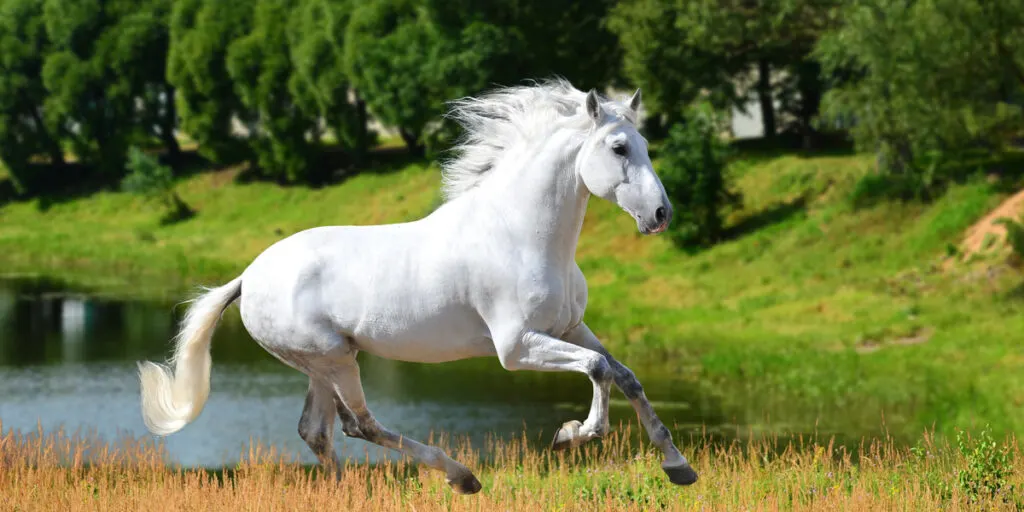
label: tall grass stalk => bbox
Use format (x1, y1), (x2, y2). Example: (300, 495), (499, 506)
(1, 420), (1021, 511)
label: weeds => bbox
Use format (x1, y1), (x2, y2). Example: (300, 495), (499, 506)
(954, 425), (1020, 507)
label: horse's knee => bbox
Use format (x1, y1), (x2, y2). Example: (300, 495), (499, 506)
(585, 353), (612, 383)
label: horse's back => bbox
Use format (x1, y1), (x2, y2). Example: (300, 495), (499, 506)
(238, 221), (496, 363)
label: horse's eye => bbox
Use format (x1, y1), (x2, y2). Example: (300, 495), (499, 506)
(612, 144), (628, 157)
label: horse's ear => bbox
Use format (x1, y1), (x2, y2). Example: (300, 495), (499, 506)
(585, 89), (601, 123)
(629, 88), (642, 113)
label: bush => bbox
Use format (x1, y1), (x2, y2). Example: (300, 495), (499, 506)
(996, 213), (1024, 268)
(121, 147), (193, 224)
(952, 425), (1018, 506)
(658, 101), (740, 248)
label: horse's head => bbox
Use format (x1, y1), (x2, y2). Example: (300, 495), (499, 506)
(576, 89), (672, 235)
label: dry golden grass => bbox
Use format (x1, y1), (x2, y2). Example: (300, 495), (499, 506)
(2, 420), (1022, 511)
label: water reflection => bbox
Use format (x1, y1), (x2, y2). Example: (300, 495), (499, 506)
(0, 277), (726, 467)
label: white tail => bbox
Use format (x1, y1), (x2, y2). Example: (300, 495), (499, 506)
(137, 277), (242, 436)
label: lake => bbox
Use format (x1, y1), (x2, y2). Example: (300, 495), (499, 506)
(0, 277), (737, 468)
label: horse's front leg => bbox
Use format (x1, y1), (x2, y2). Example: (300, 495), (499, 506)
(493, 329), (612, 450)
(567, 322), (698, 486)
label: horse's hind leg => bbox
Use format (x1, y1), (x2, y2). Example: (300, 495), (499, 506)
(297, 378), (341, 475)
(326, 354), (482, 495)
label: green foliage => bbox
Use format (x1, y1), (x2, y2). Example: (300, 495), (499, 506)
(451, 0), (622, 89)
(0, 0), (65, 194)
(288, 0), (374, 162)
(659, 102), (739, 248)
(121, 147), (192, 223)
(108, 0), (181, 160)
(41, 0), (141, 176)
(952, 426), (1018, 506)
(996, 213), (1024, 265)
(817, 0), (1024, 176)
(343, 0), (508, 154)
(608, 0), (839, 139)
(226, 0), (321, 183)
(606, 0), (725, 133)
(168, 0), (256, 163)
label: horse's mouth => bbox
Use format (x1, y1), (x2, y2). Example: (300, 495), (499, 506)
(637, 219), (669, 235)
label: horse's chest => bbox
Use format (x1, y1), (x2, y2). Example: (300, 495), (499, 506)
(516, 269), (584, 337)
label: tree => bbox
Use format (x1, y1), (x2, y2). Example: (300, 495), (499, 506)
(676, 0), (841, 142)
(659, 101), (739, 248)
(288, 0), (373, 164)
(816, 0), (1024, 176)
(344, 0), (519, 155)
(606, 0), (728, 136)
(107, 0), (182, 162)
(168, 0), (255, 164)
(0, 0), (66, 193)
(608, 0), (840, 142)
(226, 0), (322, 182)
(436, 0), (622, 89)
(42, 0), (140, 176)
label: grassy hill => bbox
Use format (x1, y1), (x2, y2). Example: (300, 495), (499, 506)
(2, 146), (1023, 442)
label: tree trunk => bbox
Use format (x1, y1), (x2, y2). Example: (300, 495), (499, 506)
(756, 58), (776, 140)
(353, 91), (370, 163)
(161, 84), (182, 165)
(643, 113), (670, 141)
(28, 105), (65, 167)
(399, 128), (424, 157)
(796, 60), (822, 150)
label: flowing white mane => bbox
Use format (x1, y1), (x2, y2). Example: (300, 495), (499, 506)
(440, 78), (636, 201)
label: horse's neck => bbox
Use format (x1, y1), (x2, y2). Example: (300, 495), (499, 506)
(479, 132), (588, 264)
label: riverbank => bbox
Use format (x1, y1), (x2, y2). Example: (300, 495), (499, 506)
(2, 421), (1020, 511)
(2, 149), (1023, 442)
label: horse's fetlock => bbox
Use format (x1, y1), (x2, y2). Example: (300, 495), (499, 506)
(652, 424), (673, 445)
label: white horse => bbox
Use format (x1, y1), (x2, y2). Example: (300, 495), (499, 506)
(137, 78), (697, 494)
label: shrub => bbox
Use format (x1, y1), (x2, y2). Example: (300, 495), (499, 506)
(952, 425), (1018, 506)
(121, 147), (193, 224)
(996, 213), (1024, 267)
(658, 101), (740, 248)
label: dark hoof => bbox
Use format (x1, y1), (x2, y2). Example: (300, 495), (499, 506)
(663, 463), (698, 486)
(550, 420), (583, 451)
(448, 473), (482, 495)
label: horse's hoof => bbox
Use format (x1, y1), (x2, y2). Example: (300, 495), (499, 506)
(663, 463), (699, 486)
(550, 420), (583, 451)
(448, 473), (482, 495)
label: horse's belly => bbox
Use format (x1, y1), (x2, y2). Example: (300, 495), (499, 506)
(345, 307), (495, 363)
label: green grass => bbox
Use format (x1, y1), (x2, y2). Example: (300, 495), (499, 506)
(2, 148), (1023, 444)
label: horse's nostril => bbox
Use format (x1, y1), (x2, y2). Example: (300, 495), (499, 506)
(655, 206), (667, 224)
